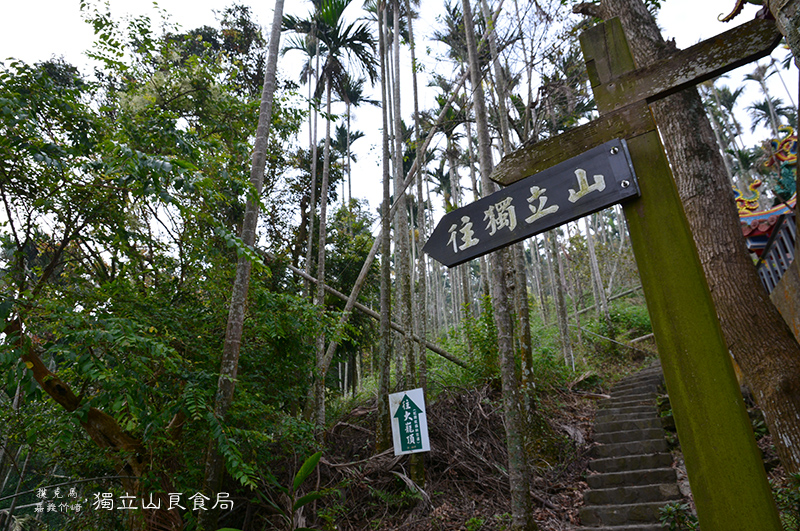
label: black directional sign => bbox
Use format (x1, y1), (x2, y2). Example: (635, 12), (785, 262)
(423, 138), (640, 267)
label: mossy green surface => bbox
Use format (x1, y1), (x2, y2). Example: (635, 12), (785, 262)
(580, 18), (782, 531)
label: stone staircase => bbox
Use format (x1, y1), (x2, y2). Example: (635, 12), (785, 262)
(579, 365), (685, 530)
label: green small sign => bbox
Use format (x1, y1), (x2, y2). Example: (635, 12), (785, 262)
(389, 388), (430, 455)
(393, 394), (423, 452)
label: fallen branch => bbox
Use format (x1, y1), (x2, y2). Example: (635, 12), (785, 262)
(530, 490), (560, 512)
(320, 448), (393, 469)
(262, 251), (468, 369)
(331, 421), (372, 435)
(630, 333), (655, 343)
(577, 285), (643, 315)
(567, 323), (657, 356)
(389, 470), (432, 508)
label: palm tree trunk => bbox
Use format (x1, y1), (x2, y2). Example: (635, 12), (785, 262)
(461, 0), (535, 527)
(759, 76), (782, 138)
(531, 237), (548, 324)
(404, 0), (427, 484)
(550, 232), (573, 370)
(701, 86), (734, 185)
(391, 0), (415, 388)
(464, 101), (491, 301)
(305, 31), (322, 297)
(479, 0), (534, 389)
(512, 0), (534, 140)
(585, 215), (610, 328)
(346, 101), (353, 205)
(198, 2), (284, 528)
(312, 78), (334, 427)
(377, 0), (393, 452)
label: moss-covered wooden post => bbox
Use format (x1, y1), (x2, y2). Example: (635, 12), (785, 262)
(580, 19), (781, 530)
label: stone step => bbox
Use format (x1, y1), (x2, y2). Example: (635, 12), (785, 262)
(591, 438), (669, 459)
(596, 405), (659, 419)
(596, 412), (661, 425)
(612, 376), (662, 390)
(579, 501), (671, 527)
(614, 373), (662, 385)
(607, 387), (656, 398)
(600, 395), (658, 409)
(583, 482), (682, 506)
(609, 385), (661, 399)
(616, 367), (662, 379)
(595, 428), (666, 445)
(589, 453), (673, 474)
(613, 375), (662, 389)
(594, 417), (662, 434)
(587, 467), (677, 490)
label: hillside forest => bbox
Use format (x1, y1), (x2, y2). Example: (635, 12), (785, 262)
(0, 0), (798, 530)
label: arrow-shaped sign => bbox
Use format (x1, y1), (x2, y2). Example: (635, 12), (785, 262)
(389, 388), (430, 455)
(423, 138), (640, 268)
(394, 395), (423, 452)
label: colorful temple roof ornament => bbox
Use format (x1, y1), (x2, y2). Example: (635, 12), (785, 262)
(766, 126), (797, 202)
(734, 179), (763, 213)
(739, 194), (796, 255)
(737, 127), (797, 256)
(733, 127), (797, 256)
(765, 126), (798, 170)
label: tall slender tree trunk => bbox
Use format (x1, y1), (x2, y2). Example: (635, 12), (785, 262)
(480, 0), (534, 390)
(703, 85), (735, 185)
(376, 0), (393, 452)
(198, 3), (285, 529)
(550, 232), (573, 370)
(405, 0), (427, 484)
(530, 238), (548, 324)
(312, 77), (335, 427)
(4, 448), (30, 531)
(586, 0), (800, 474)
(512, 0), (535, 141)
(392, 0), (415, 388)
(711, 85), (748, 189)
(461, 0), (536, 528)
(755, 73), (782, 138)
(305, 32), (322, 297)
(585, 215), (610, 329)
(464, 101), (491, 301)
(346, 101), (353, 204)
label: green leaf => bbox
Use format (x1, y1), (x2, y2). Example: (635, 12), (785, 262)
(292, 492), (322, 512)
(215, 528), (244, 531)
(261, 496), (287, 518)
(292, 451), (322, 491)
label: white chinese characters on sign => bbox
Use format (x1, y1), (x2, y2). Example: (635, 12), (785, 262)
(568, 169), (606, 203)
(484, 196), (517, 235)
(443, 167), (608, 256)
(525, 186), (559, 223)
(447, 215), (480, 253)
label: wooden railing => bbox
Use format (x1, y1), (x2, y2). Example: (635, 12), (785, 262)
(757, 212), (796, 293)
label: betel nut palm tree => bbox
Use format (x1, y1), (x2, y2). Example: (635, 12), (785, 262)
(284, 0), (377, 427)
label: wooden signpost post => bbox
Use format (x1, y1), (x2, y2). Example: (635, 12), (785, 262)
(425, 17), (785, 530)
